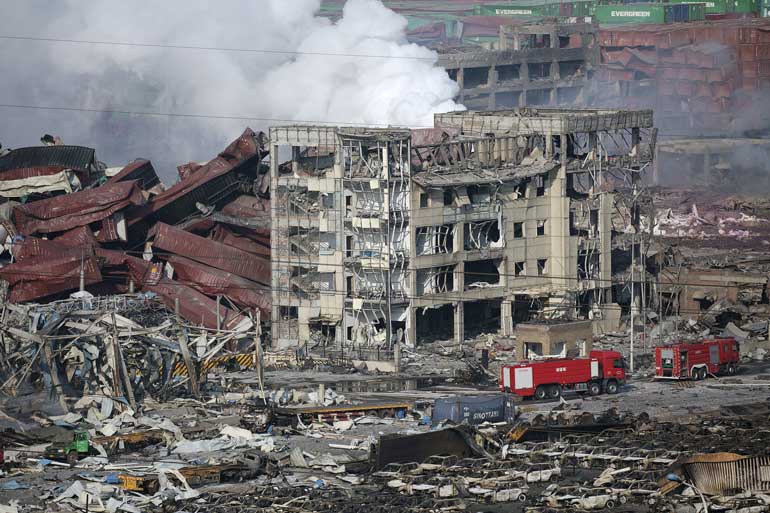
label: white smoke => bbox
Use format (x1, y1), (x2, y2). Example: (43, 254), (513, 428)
(0, 0), (463, 181)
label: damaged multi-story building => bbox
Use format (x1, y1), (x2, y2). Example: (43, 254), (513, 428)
(438, 22), (598, 111)
(270, 108), (654, 356)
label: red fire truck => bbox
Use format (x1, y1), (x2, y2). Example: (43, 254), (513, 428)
(499, 350), (627, 400)
(654, 337), (739, 380)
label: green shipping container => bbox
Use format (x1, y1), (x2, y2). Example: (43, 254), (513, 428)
(733, 0), (759, 12)
(688, 2), (706, 19)
(474, 4), (540, 16)
(681, 0), (730, 14)
(474, 2), (560, 17)
(594, 3), (667, 23)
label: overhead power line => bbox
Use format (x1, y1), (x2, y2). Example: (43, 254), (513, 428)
(0, 102), (434, 128)
(0, 35), (437, 61)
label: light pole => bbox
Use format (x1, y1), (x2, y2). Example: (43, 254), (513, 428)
(666, 473), (709, 512)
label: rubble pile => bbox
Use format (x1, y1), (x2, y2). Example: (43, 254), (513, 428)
(0, 131), (272, 405)
(0, 129), (270, 325)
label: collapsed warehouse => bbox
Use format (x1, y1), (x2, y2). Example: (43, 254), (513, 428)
(0, 129), (271, 404)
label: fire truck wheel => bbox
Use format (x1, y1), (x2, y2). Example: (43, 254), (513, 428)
(605, 381), (618, 394)
(534, 386), (547, 400)
(699, 368), (708, 380)
(589, 382), (601, 396)
(548, 385), (561, 399)
(727, 363), (736, 375)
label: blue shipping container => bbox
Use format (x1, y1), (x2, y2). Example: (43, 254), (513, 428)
(666, 3), (690, 20)
(432, 395), (516, 426)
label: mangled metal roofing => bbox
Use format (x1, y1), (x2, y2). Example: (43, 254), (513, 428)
(0, 145), (96, 180)
(0, 253), (102, 303)
(209, 224), (269, 258)
(146, 278), (252, 331)
(105, 159), (161, 191)
(13, 180), (145, 236)
(149, 222), (270, 285)
(129, 128), (267, 227)
(168, 255), (270, 314)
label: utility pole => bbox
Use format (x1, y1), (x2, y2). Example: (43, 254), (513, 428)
(79, 249), (85, 292)
(630, 233), (635, 374)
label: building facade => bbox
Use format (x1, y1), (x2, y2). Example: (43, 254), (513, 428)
(270, 108), (654, 354)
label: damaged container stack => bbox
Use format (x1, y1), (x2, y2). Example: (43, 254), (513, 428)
(594, 17), (770, 131)
(0, 129), (272, 330)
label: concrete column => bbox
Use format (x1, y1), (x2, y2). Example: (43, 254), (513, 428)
(488, 66), (498, 87)
(501, 300), (513, 336)
(406, 306), (417, 348)
(454, 301), (465, 343)
(548, 135), (570, 296)
(631, 127), (640, 157)
(454, 260), (464, 293)
(551, 60), (561, 80)
(518, 90), (527, 108)
(513, 28), (520, 51)
(453, 222), (465, 253)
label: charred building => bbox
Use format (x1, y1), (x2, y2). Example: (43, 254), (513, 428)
(270, 108), (654, 355)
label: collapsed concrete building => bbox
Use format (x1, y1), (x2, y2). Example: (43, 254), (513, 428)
(270, 108), (654, 355)
(438, 22), (597, 110)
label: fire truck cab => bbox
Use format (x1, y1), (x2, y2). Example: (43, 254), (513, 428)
(655, 338), (739, 380)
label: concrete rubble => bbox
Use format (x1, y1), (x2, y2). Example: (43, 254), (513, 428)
(2, 106), (770, 513)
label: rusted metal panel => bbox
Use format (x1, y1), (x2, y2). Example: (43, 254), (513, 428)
(664, 453), (770, 495)
(12, 237), (87, 262)
(149, 222), (269, 285)
(0, 145), (95, 178)
(13, 180), (145, 235)
(96, 249), (162, 286)
(55, 225), (99, 247)
(176, 162), (203, 180)
(0, 253), (102, 303)
(168, 255), (270, 314)
(105, 159), (161, 191)
(209, 224), (270, 258)
(129, 128), (267, 226)
(146, 278), (249, 330)
(219, 194), (270, 221)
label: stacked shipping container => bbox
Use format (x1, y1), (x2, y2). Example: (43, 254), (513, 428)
(594, 18), (770, 131)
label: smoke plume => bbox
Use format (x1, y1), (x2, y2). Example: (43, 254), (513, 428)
(0, 0), (463, 181)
